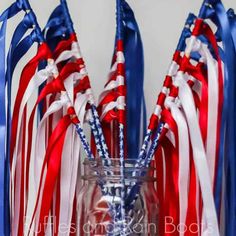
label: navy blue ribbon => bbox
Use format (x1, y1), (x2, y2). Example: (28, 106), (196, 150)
(227, 9), (236, 52)
(0, 2), (26, 234)
(120, 0), (147, 159)
(225, 7), (236, 235)
(0, 1), (47, 234)
(177, 13), (196, 51)
(6, 13), (34, 150)
(60, 0), (74, 35)
(43, 0), (74, 52)
(5, 14), (36, 236)
(43, 4), (69, 52)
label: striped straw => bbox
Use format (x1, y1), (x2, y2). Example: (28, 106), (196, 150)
(116, 0), (126, 233)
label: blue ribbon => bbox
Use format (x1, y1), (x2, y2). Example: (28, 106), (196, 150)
(6, 13), (34, 152)
(5, 21), (39, 164)
(0, 1), (47, 234)
(0, 15), (9, 236)
(0, 2), (26, 234)
(43, 0), (74, 52)
(60, 0), (74, 35)
(177, 13), (196, 51)
(227, 9), (236, 51)
(225, 7), (236, 235)
(120, 0), (147, 159)
(5, 14), (36, 236)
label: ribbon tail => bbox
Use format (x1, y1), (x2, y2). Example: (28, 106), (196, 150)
(122, 0), (147, 159)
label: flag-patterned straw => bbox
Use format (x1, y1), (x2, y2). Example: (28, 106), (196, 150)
(97, 0), (128, 231)
(115, 0), (126, 232)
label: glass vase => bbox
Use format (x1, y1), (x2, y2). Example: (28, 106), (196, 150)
(77, 159), (159, 236)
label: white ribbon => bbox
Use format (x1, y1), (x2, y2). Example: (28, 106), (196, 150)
(11, 62), (58, 235)
(190, 38), (220, 235)
(59, 93), (89, 236)
(27, 94), (69, 235)
(173, 71), (219, 236)
(12, 62), (57, 187)
(192, 39), (219, 185)
(11, 121), (23, 236)
(100, 96), (126, 120)
(24, 87), (68, 235)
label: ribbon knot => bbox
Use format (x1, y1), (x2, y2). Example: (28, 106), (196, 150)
(55, 42), (82, 64)
(16, 0), (24, 9)
(60, 91), (70, 104)
(85, 88), (95, 104)
(164, 96), (176, 109)
(46, 60), (58, 76)
(168, 61), (179, 76)
(192, 19), (204, 36)
(228, 8), (235, 19)
(173, 72), (185, 87)
(71, 42), (81, 56)
(192, 38), (202, 52)
(18, 0), (31, 11)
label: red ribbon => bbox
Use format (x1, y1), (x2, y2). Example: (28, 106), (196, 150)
(10, 43), (52, 236)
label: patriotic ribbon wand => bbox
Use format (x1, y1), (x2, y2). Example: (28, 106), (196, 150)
(0, 1), (54, 234)
(39, 0), (116, 233)
(17, 1), (131, 234)
(125, 11), (196, 195)
(97, 0), (146, 233)
(2, 1), (113, 234)
(0, 1), (45, 234)
(126, 1), (227, 235)
(125, 15), (197, 236)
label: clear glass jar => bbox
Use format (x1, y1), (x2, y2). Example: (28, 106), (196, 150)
(77, 159), (159, 236)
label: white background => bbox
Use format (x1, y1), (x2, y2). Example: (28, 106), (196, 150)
(2, 0), (236, 118)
